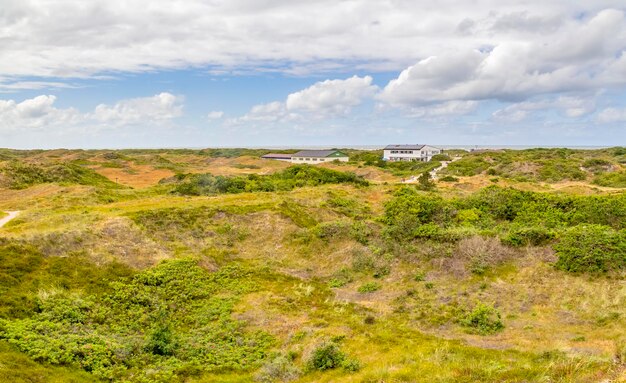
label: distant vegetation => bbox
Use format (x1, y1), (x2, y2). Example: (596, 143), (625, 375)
(439, 147), (626, 183)
(0, 147), (625, 382)
(0, 161), (118, 189)
(168, 164), (368, 195)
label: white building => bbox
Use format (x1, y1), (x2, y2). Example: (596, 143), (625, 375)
(262, 150), (349, 164)
(383, 144), (442, 162)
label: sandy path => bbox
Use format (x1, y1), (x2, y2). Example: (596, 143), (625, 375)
(0, 211), (20, 228)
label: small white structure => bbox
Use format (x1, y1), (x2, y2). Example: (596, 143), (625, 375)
(262, 150), (349, 164)
(290, 150), (349, 164)
(383, 144), (442, 162)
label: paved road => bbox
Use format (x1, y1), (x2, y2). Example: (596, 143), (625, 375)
(0, 211), (20, 228)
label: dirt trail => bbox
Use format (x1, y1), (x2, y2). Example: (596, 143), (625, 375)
(0, 211), (20, 228)
(402, 156), (462, 183)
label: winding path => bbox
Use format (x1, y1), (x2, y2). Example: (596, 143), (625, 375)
(0, 211), (20, 228)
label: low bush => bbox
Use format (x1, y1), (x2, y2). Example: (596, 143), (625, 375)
(593, 170), (626, 188)
(0, 259), (273, 381)
(460, 302), (504, 335)
(171, 165), (368, 196)
(307, 343), (345, 371)
(554, 225), (626, 273)
(443, 157), (490, 176)
(431, 154), (451, 161)
(502, 226), (556, 247)
(358, 282), (381, 293)
(439, 175), (459, 182)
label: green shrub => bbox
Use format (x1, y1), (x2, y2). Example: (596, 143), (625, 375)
(307, 343), (345, 371)
(460, 303), (504, 335)
(358, 282), (381, 293)
(443, 157), (489, 176)
(417, 172), (435, 191)
(412, 223), (443, 240)
(502, 227), (556, 247)
(171, 165), (368, 196)
(145, 323), (177, 356)
(593, 171), (626, 188)
(554, 225), (626, 273)
(342, 358), (361, 372)
(350, 221), (373, 244)
(0, 259), (273, 380)
(431, 154), (451, 161)
(328, 268), (353, 288)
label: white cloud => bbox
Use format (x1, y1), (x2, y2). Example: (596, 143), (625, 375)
(379, 9), (626, 107)
(285, 75), (377, 116)
(597, 107), (626, 123)
(0, 93), (183, 133)
(1, 1), (625, 82)
(492, 96), (596, 122)
(0, 95), (81, 131)
(231, 76), (376, 125)
(92, 93), (183, 125)
(207, 111), (224, 119)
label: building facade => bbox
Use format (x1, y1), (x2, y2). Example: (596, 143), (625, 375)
(383, 144), (442, 162)
(290, 150), (349, 164)
(261, 150), (349, 164)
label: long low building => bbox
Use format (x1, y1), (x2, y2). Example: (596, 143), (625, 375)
(383, 144), (442, 162)
(261, 149), (349, 164)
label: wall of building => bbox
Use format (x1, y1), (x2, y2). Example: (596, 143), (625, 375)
(290, 156), (349, 164)
(383, 146), (441, 162)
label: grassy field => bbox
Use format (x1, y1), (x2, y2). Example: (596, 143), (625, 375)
(0, 147), (625, 382)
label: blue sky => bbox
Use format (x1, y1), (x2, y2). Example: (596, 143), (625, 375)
(1, 1), (625, 149)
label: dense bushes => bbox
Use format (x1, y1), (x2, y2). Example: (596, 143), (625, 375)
(593, 171), (626, 188)
(170, 165), (368, 196)
(442, 157), (490, 176)
(554, 225), (626, 273)
(0, 259), (273, 381)
(383, 186), (626, 273)
(441, 148), (625, 184)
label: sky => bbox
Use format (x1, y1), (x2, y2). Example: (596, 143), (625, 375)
(1, 1), (626, 149)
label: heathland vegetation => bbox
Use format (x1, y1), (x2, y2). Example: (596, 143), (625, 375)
(0, 147), (625, 382)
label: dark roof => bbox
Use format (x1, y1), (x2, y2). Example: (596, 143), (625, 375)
(261, 153), (292, 159)
(384, 144), (425, 150)
(292, 150), (348, 158)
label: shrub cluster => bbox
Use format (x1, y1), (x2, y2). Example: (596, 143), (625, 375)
(554, 225), (626, 273)
(460, 303), (504, 335)
(383, 185), (626, 273)
(170, 165), (368, 195)
(0, 259), (273, 381)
